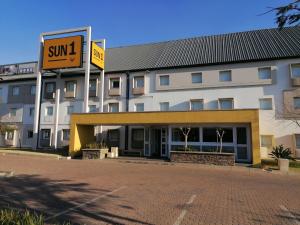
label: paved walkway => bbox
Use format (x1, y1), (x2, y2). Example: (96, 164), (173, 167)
(0, 154), (299, 225)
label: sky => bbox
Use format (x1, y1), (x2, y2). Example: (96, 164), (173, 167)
(0, 0), (292, 64)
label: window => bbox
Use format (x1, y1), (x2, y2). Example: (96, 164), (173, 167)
(160, 102), (169, 111)
(203, 127), (233, 143)
(172, 128), (200, 142)
(9, 108), (17, 117)
(191, 73), (202, 83)
(291, 64), (300, 78)
(41, 129), (51, 140)
(12, 86), (19, 96)
(259, 98), (273, 110)
(294, 97), (300, 109)
(88, 105), (97, 113)
(108, 129), (120, 142)
(27, 130), (33, 139)
(159, 75), (169, 86)
(45, 106), (53, 116)
(135, 103), (144, 112)
(89, 79), (97, 91)
(219, 71), (232, 82)
(66, 81), (76, 92)
(190, 99), (204, 111)
(110, 78), (120, 89)
(131, 128), (144, 149)
(45, 83), (55, 93)
(6, 131), (14, 140)
(109, 103), (119, 112)
(30, 85), (36, 95)
(260, 135), (273, 147)
(67, 106), (74, 115)
(62, 129), (70, 141)
(134, 76), (144, 88)
(295, 134), (300, 149)
(29, 107), (35, 117)
(219, 98), (233, 109)
(258, 67), (271, 80)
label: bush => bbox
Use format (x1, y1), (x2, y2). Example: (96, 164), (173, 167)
(269, 144), (294, 160)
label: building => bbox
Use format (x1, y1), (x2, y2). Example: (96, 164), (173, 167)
(0, 27), (300, 164)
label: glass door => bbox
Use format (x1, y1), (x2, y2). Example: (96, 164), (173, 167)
(235, 127), (250, 162)
(161, 127), (168, 157)
(144, 127), (151, 156)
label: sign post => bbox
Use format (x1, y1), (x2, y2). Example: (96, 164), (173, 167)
(33, 27), (92, 150)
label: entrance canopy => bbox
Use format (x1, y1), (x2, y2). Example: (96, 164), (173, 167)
(69, 109), (260, 163)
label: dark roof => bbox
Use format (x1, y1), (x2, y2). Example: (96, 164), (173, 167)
(104, 27), (300, 72)
(1, 27), (300, 81)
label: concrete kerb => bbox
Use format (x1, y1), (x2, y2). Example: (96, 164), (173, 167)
(0, 150), (67, 160)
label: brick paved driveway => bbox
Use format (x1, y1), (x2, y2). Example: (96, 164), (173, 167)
(0, 154), (299, 225)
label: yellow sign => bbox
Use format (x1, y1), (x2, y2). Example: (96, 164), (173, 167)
(42, 35), (83, 70)
(91, 42), (105, 69)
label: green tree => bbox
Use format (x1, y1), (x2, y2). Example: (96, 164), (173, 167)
(270, 0), (300, 28)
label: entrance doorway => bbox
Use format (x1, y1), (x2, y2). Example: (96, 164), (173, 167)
(144, 126), (168, 158)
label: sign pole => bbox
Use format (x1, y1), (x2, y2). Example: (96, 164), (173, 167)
(83, 27), (92, 113)
(33, 34), (44, 150)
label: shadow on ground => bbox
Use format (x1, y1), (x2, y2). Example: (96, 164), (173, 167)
(0, 175), (152, 225)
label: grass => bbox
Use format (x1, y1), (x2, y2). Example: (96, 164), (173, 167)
(0, 208), (71, 225)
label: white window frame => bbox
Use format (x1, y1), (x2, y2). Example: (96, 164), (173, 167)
(218, 98), (234, 110)
(190, 99), (204, 111)
(135, 103), (144, 112)
(62, 129), (70, 141)
(258, 67), (272, 80)
(160, 102), (170, 111)
(159, 75), (170, 86)
(108, 103), (119, 112)
(88, 105), (97, 113)
(89, 79), (97, 91)
(191, 73), (202, 84)
(45, 82), (55, 93)
(291, 64), (300, 78)
(259, 98), (273, 110)
(109, 77), (120, 89)
(65, 81), (76, 93)
(219, 70), (232, 82)
(67, 105), (74, 115)
(294, 97), (300, 109)
(45, 106), (53, 116)
(133, 76), (144, 88)
(12, 86), (20, 96)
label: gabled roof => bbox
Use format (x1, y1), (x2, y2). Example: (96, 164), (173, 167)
(104, 27), (300, 72)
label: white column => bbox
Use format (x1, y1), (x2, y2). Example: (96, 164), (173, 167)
(33, 35), (44, 150)
(83, 26), (92, 113)
(99, 39), (106, 136)
(53, 88), (60, 149)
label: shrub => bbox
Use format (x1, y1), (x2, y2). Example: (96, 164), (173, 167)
(85, 141), (107, 149)
(269, 145), (294, 160)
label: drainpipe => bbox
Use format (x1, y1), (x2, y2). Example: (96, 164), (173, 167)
(125, 72), (130, 150)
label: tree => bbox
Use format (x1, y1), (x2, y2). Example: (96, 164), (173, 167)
(216, 128), (225, 153)
(266, 1), (300, 29)
(180, 127), (191, 151)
